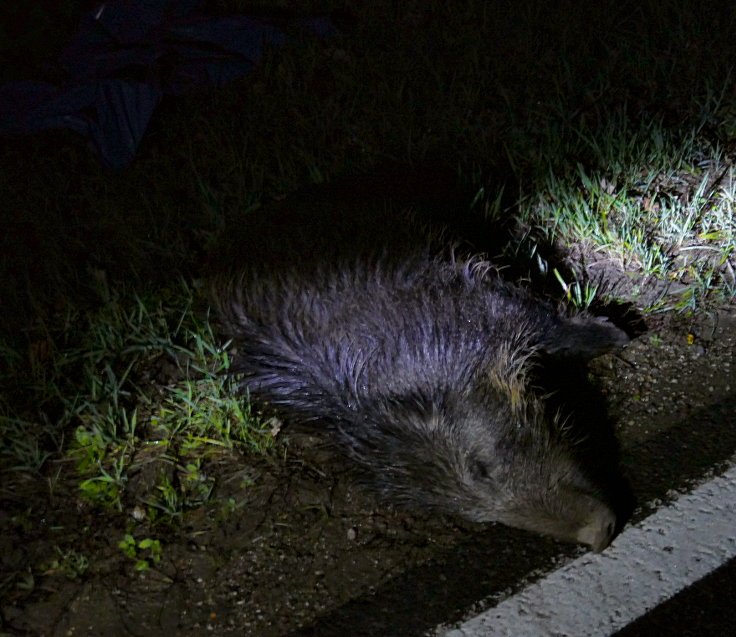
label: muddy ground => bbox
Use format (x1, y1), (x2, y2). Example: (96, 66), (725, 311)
(1, 301), (734, 636)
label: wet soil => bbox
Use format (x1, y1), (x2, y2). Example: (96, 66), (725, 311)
(2, 304), (735, 637)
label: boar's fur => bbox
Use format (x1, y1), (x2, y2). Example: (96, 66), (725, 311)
(212, 202), (629, 552)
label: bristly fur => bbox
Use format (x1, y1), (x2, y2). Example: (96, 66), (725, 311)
(210, 205), (629, 551)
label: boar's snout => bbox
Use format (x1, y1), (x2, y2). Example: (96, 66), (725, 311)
(576, 506), (617, 553)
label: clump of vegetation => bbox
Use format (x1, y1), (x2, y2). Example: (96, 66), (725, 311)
(118, 534), (163, 572)
(0, 279), (274, 523)
(515, 111), (736, 312)
(39, 547), (90, 580)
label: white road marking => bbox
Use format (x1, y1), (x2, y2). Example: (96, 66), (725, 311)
(440, 461), (736, 637)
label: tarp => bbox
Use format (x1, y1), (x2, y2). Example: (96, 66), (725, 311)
(0, 0), (334, 169)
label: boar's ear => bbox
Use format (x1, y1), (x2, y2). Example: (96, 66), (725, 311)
(539, 316), (629, 361)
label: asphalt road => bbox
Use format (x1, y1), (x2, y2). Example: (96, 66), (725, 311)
(616, 556), (736, 637)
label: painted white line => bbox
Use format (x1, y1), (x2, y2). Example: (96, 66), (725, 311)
(441, 461), (736, 637)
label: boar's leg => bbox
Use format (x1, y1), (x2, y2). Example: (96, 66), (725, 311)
(540, 316), (629, 361)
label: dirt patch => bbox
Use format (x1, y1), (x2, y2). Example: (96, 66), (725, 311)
(598, 307), (736, 446)
(2, 442), (477, 636)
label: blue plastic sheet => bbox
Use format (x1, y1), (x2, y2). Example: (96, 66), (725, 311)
(0, 1), (333, 169)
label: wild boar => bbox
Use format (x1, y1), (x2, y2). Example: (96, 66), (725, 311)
(212, 202), (629, 551)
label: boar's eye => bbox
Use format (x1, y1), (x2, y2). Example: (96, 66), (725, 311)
(471, 459), (492, 481)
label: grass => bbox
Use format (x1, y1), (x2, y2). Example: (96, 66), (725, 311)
(1, 279), (274, 523)
(1, 0), (735, 562)
(512, 103), (736, 310)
